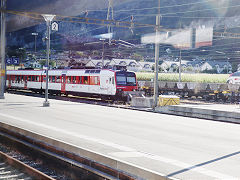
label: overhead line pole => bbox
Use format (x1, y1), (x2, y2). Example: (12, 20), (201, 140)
(107, 0), (114, 44)
(153, 0), (160, 109)
(0, 0), (6, 99)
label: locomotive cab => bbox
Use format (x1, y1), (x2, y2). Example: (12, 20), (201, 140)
(115, 71), (137, 92)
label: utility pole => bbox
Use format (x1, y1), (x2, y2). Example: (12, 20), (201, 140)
(179, 49), (182, 82)
(100, 39), (105, 69)
(0, 0), (6, 99)
(179, 19), (182, 82)
(107, 0), (114, 44)
(153, 0), (160, 109)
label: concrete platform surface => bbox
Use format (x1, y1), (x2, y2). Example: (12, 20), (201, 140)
(156, 102), (240, 124)
(0, 94), (240, 180)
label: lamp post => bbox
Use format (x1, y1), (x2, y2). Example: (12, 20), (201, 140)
(42, 14), (55, 107)
(31, 33), (38, 53)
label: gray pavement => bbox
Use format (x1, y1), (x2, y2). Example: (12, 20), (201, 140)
(0, 93), (240, 180)
(156, 102), (240, 124)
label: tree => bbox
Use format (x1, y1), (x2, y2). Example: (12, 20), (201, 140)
(39, 59), (55, 68)
(131, 53), (143, 61)
(232, 62), (239, 72)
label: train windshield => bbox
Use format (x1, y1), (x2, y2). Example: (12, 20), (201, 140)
(116, 71), (136, 86)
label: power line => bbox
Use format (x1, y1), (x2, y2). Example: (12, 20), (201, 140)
(6, 10), (158, 29)
(132, 3), (240, 17)
(114, 0), (216, 13)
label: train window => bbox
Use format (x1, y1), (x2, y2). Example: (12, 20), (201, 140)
(32, 76), (36, 82)
(67, 76), (71, 84)
(56, 76), (61, 83)
(83, 76), (88, 84)
(126, 76), (136, 86)
(76, 76), (80, 84)
(85, 70), (90, 73)
(116, 72), (136, 86)
(89, 76), (99, 85)
(23, 76), (26, 82)
(43, 76), (46, 82)
(95, 70), (101, 73)
(17, 76), (20, 83)
(72, 76), (76, 84)
(116, 76), (126, 85)
(52, 76), (56, 83)
(21, 76), (24, 83)
(79, 76), (83, 84)
(28, 76), (31, 81)
(36, 76), (40, 82)
(109, 78), (112, 84)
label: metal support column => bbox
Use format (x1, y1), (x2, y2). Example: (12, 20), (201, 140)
(153, 0), (160, 109)
(0, 0), (6, 99)
(42, 14), (55, 107)
(43, 20), (51, 107)
(179, 49), (182, 82)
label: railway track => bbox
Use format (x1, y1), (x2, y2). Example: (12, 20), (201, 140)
(6, 87), (236, 107)
(7, 89), (127, 107)
(0, 124), (137, 180)
(0, 161), (30, 179)
(0, 143), (56, 180)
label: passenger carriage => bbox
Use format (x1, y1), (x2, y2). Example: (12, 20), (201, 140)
(6, 69), (137, 100)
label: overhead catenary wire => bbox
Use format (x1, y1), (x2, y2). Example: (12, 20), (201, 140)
(6, 10), (159, 29)
(132, 3), (240, 17)
(5, 7), (240, 62)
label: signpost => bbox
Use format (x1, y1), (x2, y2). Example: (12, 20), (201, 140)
(51, 22), (58, 31)
(6, 58), (19, 65)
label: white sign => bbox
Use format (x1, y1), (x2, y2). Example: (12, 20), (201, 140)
(51, 22), (58, 31)
(141, 27), (213, 49)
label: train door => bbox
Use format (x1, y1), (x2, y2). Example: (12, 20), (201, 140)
(24, 76), (27, 89)
(100, 75), (107, 94)
(61, 74), (66, 93)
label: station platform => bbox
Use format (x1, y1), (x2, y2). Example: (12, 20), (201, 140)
(156, 101), (240, 124)
(0, 93), (240, 180)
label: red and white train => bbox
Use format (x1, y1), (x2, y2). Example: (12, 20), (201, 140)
(6, 69), (138, 100)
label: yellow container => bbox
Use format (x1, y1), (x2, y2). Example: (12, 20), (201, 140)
(158, 95), (180, 106)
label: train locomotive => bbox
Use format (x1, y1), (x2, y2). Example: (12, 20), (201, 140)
(6, 69), (138, 101)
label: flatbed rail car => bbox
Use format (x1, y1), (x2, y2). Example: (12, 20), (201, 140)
(6, 69), (138, 101)
(138, 81), (240, 102)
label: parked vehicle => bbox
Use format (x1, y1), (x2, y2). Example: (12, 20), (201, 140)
(227, 72), (240, 84)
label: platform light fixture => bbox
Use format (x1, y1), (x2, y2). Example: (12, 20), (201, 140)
(42, 14), (55, 107)
(31, 33), (38, 53)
